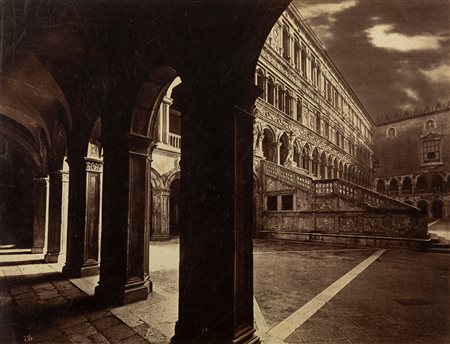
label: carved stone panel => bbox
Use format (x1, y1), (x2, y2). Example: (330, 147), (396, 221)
(316, 216), (336, 233)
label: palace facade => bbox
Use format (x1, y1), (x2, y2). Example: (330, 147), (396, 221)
(149, 4), (426, 249)
(373, 104), (450, 220)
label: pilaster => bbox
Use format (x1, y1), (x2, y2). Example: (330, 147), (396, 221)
(45, 171), (63, 263)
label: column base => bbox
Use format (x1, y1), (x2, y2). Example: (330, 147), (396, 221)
(31, 247), (44, 254)
(62, 262), (100, 278)
(172, 323), (259, 344)
(44, 252), (60, 263)
(95, 279), (151, 306)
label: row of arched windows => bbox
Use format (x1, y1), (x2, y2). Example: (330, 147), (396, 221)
(260, 127), (371, 187)
(375, 173), (448, 196)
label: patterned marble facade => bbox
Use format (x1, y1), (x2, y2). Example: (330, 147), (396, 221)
(373, 104), (450, 220)
(253, 4), (373, 187)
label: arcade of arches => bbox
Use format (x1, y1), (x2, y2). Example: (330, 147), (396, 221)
(0, 2), (444, 343)
(0, 1), (292, 343)
(374, 173), (450, 220)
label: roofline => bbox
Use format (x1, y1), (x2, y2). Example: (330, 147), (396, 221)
(375, 106), (450, 126)
(287, 4), (374, 126)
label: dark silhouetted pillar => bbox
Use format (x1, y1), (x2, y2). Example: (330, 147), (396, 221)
(63, 150), (101, 277)
(172, 78), (259, 344)
(95, 132), (154, 305)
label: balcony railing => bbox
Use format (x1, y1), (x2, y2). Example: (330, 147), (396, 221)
(169, 133), (181, 149)
(314, 178), (418, 210)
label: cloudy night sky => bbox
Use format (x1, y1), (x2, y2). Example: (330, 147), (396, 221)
(292, 0), (450, 122)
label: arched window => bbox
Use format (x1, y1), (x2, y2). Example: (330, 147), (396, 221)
(277, 85), (284, 111)
(312, 149), (319, 177)
(282, 27), (290, 60)
(302, 145), (310, 172)
(389, 178), (399, 196)
(256, 69), (265, 100)
(284, 91), (292, 116)
(387, 127), (396, 137)
(294, 40), (300, 70)
(293, 146), (301, 167)
(425, 119), (435, 129)
(297, 98), (303, 123)
(315, 114), (321, 134)
(376, 179), (386, 194)
(267, 78), (275, 105)
(279, 133), (289, 165)
(402, 177), (413, 194)
(262, 128), (276, 163)
(416, 175), (427, 194)
(324, 120), (329, 139)
(319, 152), (326, 178)
(327, 156), (333, 178)
(333, 159), (338, 178)
(430, 173), (444, 193)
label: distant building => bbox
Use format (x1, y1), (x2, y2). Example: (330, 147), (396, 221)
(373, 103), (450, 219)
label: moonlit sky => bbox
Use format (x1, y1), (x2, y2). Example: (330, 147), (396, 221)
(292, 0), (450, 122)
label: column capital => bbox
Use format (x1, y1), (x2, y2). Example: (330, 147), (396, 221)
(126, 132), (157, 156)
(85, 158), (103, 173)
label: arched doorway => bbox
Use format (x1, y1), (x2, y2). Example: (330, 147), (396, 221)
(262, 128), (276, 163)
(312, 148), (319, 177)
(279, 132), (289, 165)
(319, 152), (326, 178)
(169, 178), (181, 236)
(431, 200), (443, 219)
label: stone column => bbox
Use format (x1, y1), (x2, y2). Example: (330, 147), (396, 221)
(160, 96), (172, 144)
(172, 78), (258, 344)
(63, 153), (101, 277)
(275, 142), (282, 165)
(150, 188), (171, 240)
(60, 171), (69, 255)
(95, 133), (154, 305)
(45, 171), (63, 262)
(32, 177), (48, 253)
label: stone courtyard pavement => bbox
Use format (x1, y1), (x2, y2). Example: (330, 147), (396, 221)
(1, 239), (449, 343)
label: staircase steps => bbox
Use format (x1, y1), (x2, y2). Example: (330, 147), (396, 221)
(429, 235), (450, 254)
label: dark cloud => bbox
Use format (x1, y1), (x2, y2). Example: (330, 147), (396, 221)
(293, 0), (450, 121)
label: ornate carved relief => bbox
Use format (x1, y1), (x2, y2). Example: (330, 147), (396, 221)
(316, 216), (335, 233)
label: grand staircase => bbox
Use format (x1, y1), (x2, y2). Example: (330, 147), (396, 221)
(259, 160), (429, 249)
(262, 160), (419, 211)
